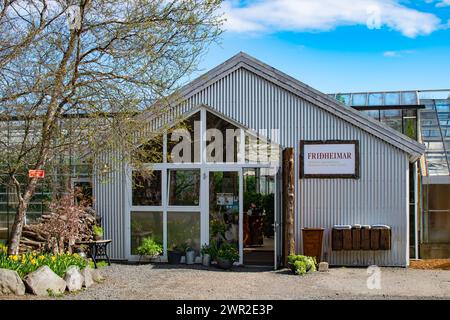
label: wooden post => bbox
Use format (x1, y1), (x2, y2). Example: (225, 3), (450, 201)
(282, 148), (295, 266)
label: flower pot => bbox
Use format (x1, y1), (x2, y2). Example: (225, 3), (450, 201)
(216, 257), (233, 269)
(202, 254), (211, 267)
(185, 250), (196, 265)
(94, 235), (103, 241)
(168, 250), (182, 264)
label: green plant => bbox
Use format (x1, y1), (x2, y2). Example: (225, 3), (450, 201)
(287, 255), (316, 276)
(210, 219), (227, 237)
(0, 248), (88, 278)
(136, 237), (163, 257)
(216, 242), (239, 262)
(93, 225), (103, 236)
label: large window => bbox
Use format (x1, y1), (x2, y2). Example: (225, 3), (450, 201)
(168, 212), (201, 253)
(132, 171), (162, 206)
(206, 111), (240, 163)
(130, 211), (163, 255)
(168, 112), (200, 163)
(168, 169), (200, 206)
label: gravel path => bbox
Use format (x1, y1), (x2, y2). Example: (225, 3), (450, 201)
(56, 263), (450, 300)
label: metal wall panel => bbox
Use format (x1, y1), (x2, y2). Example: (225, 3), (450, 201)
(95, 67), (410, 265)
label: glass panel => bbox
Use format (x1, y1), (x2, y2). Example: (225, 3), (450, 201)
(132, 171), (162, 206)
(168, 211), (200, 253)
(130, 211), (163, 255)
(206, 111), (240, 163)
(168, 169), (200, 206)
(425, 185), (450, 243)
(368, 93), (383, 106)
(402, 92), (417, 105)
(362, 110), (380, 120)
(168, 112), (200, 163)
(243, 168), (275, 265)
(352, 94), (367, 106)
(380, 110), (402, 132)
(385, 93), (400, 105)
(209, 172), (239, 253)
(403, 109), (417, 140)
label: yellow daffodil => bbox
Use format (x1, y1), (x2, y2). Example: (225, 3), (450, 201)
(39, 255), (45, 260)
(31, 259), (37, 265)
(32, 252), (37, 257)
(11, 255), (18, 261)
(51, 256), (56, 262)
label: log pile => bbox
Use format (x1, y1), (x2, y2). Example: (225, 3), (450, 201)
(19, 208), (99, 253)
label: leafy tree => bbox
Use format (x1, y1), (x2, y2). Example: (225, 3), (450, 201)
(0, 0), (223, 254)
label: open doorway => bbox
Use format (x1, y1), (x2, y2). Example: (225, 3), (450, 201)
(243, 168), (276, 266)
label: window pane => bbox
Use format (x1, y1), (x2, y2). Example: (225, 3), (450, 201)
(352, 94), (367, 106)
(168, 112), (200, 163)
(132, 171), (162, 206)
(402, 92), (417, 105)
(168, 170), (200, 206)
(362, 110), (380, 120)
(168, 212), (200, 253)
(381, 110), (402, 132)
(206, 111), (240, 163)
(385, 93), (400, 105)
(368, 93), (383, 106)
(130, 211), (163, 255)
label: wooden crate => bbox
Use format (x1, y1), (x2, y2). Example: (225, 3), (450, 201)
(361, 228), (371, 250)
(352, 228), (361, 250)
(379, 229), (391, 250)
(332, 228), (343, 251)
(342, 229), (352, 250)
(370, 229), (380, 250)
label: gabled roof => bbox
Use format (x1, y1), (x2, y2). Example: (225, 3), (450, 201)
(161, 52), (426, 162)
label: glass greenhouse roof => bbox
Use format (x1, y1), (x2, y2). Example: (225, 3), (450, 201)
(330, 90), (450, 177)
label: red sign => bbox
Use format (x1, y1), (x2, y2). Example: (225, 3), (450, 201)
(28, 170), (45, 178)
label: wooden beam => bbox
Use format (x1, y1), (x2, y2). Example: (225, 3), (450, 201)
(282, 148), (295, 266)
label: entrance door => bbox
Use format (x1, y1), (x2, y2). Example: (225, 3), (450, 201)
(242, 168), (276, 267)
(207, 170), (243, 264)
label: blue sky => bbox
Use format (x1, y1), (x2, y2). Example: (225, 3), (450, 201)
(193, 0), (450, 93)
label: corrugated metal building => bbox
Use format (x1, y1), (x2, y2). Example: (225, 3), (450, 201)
(94, 52), (425, 267)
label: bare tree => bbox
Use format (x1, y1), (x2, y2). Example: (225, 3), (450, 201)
(0, 0), (223, 254)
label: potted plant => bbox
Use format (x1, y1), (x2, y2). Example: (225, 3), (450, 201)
(136, 237), (163, 263)
(93, 225), (103, 241)
(168, 244), (183, 264)
(185, 246), (196, 265)
(215, 242), (239, 270)
(200, 244), (212, 267)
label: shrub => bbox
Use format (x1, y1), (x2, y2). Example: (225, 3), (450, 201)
(136, 237), (163, 257)
(0, 246), (88, 278)
(216, 242), (239, 262)
(288, 255), (316, 276)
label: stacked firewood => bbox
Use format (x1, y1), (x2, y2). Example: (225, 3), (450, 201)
(19, 207), (99, 254)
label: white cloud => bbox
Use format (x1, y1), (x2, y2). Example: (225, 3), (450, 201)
(222, 0), (442, 38)
(383, 50), (415, 57)
(436, 0), (450, 7)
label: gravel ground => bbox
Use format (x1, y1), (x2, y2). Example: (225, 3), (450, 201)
(2, 263), (450, 300)
(65, 263), (450, 300)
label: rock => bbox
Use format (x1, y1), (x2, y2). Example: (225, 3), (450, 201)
(64, 266), (84, 292)
(0, 269), (26, 295)
(91, 268), (104, 282)
(81, 267), (94, 288)
(319, 262), (329, 272)
(24, 266), (66, 296)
